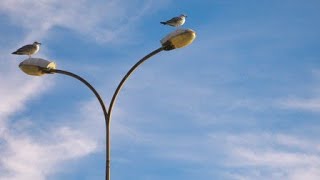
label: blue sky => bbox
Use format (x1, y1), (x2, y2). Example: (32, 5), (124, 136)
(1, 0), (320, 179)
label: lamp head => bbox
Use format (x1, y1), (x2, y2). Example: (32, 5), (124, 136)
(161, 29), (196, 51)
(19, 58), (56, 76)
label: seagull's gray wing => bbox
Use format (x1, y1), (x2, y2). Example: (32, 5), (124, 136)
(165, 16), (182, 24)
(13, 44), (36, 54)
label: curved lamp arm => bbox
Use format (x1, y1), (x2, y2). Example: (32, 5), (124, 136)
(107, 47), (164, 121)
(105, 46), (164, 180)
(42, 68), (111, 180)
(47, 69), (109, 120)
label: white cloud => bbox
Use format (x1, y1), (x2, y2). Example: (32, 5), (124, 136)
(218, 133), (320, 180)
(278, 98), (320, 112)
(0, 70), (45, 118)
(0, 127), (97, 180)
(0, 0), (168, 44)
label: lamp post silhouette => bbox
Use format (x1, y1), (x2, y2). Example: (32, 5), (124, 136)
(19, 29), (196, 180)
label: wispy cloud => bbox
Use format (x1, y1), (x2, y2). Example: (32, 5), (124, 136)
(0, 127), (97, 180)
(0, 0), (168, 45)
(217, 133), (320, 180)
(276, 68), (320, 113)
(0, 62), (49, 129)
(279, 98), (320, 112)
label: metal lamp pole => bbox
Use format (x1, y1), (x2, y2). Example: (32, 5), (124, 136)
(18, 29), (196, 180)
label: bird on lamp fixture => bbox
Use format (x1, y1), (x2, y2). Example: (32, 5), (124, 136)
(12, 41), (41, 58)
(160, 14), (187, 28)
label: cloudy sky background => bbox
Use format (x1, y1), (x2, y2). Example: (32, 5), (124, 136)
(1, 0), (320, 179)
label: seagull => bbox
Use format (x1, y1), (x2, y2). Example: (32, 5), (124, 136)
(160, 14), (187, 28)
(12, 41), (41, 58)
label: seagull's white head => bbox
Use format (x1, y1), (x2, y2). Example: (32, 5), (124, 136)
(180, 14), (187, 18)
(33, 41), (41, 45)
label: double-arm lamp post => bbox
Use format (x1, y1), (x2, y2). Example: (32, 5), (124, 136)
(18, 29), (196, 180)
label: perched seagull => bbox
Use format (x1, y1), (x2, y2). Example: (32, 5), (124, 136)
(160, 14), (187, 27)
(12, 41), (41, 58)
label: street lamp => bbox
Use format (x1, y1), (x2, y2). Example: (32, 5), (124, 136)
(18, 29), (196, 180)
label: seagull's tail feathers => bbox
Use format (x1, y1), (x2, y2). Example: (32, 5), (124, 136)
(12, 51), (18, 55)
(160, 22), (167, 25)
